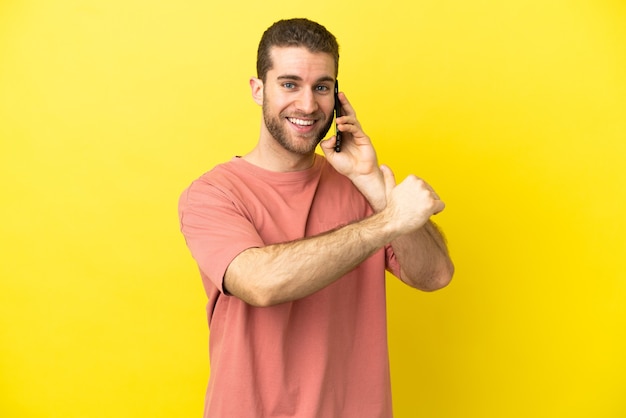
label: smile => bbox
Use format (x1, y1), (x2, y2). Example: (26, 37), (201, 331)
(287, 117), (315, 126)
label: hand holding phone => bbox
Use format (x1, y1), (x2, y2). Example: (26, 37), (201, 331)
(334, 80), (342, 152)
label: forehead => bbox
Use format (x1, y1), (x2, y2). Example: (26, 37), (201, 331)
(267, 47), (336, 81)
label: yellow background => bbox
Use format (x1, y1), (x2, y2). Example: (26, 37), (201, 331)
(1, 0), (624, 417)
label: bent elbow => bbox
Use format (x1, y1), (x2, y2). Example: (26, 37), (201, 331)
(428, 260), (455, 291)
(245, 290), (281, 308)
(406, 260), (455, 292)
(433, 261), (454, 290)
(425, 268), (454, 291)
(224, 255), (284, 307)
(229, 281), (287, 308)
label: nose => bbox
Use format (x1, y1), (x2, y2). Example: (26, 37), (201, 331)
(294, 89), (319, 115)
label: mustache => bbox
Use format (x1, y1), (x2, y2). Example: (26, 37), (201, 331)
(281, 110), (327, 119)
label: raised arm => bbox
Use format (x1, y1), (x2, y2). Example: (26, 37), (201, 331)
(319, 92), (387, 210)
(320, 91), (453, 290)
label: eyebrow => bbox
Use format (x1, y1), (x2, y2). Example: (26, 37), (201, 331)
(276, 75), (335, 83)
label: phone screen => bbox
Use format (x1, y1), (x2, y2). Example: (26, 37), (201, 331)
(334, 80), (342, 152)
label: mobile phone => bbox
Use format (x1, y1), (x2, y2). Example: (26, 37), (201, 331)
(334, 80), (342, 152)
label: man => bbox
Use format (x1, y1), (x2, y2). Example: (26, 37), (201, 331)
(179, 18), (454, 418)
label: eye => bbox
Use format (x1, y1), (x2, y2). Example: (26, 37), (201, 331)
(315, 85), (330, 92)
(283, 82), (296, 89)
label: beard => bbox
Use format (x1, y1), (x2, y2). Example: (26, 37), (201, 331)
(263, 102), (334, 155)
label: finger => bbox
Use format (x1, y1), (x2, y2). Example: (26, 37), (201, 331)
(414, 177), (438, 200)
(337, 92), (357, 118)
(336, 113), (365, 143)
(337, 122), (363, 134)
(432, 200), (445, 215)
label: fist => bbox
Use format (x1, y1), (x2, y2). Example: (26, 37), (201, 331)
(381, 164), (445, 232)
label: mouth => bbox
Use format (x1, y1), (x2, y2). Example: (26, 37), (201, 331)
(287, 117), (316, 127)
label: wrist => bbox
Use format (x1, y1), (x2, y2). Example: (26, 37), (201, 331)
(350, 170), (386, 212)
(367, 208), (403, 244)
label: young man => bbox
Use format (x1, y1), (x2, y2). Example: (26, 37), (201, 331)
(179, 18), (454, 418)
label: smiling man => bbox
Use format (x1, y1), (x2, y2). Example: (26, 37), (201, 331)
(256, 54), (336, 156)
(178, 18), (454, 418)
(250, 46), (336, 164)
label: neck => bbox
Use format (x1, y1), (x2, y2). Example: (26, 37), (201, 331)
(242, 145), (317, 172)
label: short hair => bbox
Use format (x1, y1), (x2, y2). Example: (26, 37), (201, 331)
(256, 18), (339, 81)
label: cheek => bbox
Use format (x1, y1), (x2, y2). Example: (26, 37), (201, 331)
(324, 96), (336, 115)
(324, 102), (335, 119)
(267, 96), (291, 116)
(262, 89), (285, 109)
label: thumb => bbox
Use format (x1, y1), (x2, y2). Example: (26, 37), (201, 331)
(380, 164), (396, 197)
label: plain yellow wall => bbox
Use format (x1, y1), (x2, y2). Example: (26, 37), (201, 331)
(1, 1), (624, 417)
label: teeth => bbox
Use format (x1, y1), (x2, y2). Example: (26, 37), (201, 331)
(288, 118), (314, 126)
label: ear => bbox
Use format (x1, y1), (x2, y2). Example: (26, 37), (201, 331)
(249, 77), (264, 105)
